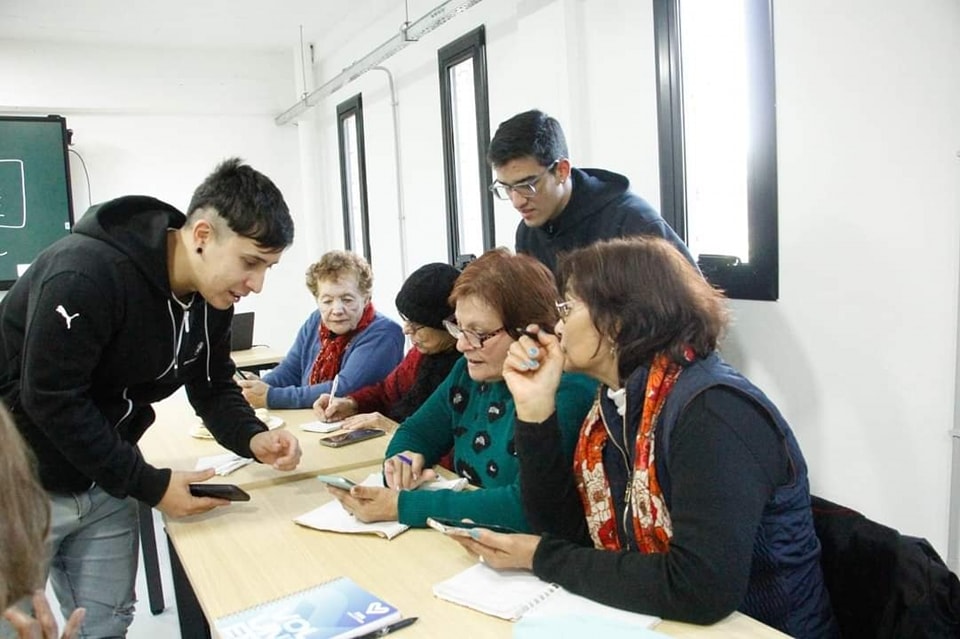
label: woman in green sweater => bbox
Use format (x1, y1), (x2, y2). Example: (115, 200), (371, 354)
(326, 249), (596, 531)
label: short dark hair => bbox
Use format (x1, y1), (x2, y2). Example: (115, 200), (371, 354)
(450, 248), (558, 338)
(487, 109), (568, 168)
(557, 237), (728, 380)
(186, 157), (294, 250)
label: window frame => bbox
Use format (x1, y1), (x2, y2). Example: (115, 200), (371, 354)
(336, 93), (372, 262)
(654, 0), (780, 301)
(438, 25), (494, 266)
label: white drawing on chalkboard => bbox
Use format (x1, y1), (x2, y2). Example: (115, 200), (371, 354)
(0, 159), (27, 229)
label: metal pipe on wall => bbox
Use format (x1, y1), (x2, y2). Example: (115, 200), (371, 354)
(370, 65), (409, 280)
(275, 0), (484, 127)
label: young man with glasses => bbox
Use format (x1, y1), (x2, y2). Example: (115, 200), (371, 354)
(487, 109), (695, 274)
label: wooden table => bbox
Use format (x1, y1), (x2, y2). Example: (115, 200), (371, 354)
(230, 346), (285, 374)
(137, 391), (394, 621)
(140, 392), (393, 490)
(164, 470), (788, 639)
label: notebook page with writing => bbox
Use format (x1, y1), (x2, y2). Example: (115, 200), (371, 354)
(433, 562), (660, 628)
(214, 576), (401, 639)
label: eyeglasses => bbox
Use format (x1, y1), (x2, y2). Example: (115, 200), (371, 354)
(555, 299), (576, 318)
(399, 313), (425, 334)
(489, 160), (559, 200)
(443, 319), (506, 349)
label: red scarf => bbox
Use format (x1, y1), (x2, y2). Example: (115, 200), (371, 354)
(573, 352), (683, 554)
(308, 303), (376, 384)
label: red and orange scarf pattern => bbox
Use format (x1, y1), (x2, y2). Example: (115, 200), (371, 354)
(308, 303), (376, 385)
(573, 352), (683, 554)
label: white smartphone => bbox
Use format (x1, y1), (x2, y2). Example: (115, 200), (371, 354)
(426, 516), (517, 536)
(300, 420), (343, 434)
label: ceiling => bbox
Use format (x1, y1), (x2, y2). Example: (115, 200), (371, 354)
(0, 0), (406, 53)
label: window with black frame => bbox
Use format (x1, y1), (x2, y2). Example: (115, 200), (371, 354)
(654, 0), (779, 300)
(438, 26), (493, 266)
(336, 94), (372, 262)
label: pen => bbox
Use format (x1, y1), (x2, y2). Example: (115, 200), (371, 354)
(329, 374), (340, 402)
(355, 617), (418, 639)
(514, 324), (554, 339)
(396, 453), (413, 466)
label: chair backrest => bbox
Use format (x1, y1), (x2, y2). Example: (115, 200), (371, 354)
(811, 495), (960, 639)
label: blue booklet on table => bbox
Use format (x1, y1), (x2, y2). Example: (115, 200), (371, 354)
(215, 576), (402, 639)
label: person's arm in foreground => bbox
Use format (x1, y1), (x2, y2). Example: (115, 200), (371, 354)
(505, 328), (593, 542)
(3, 591), (85, 639)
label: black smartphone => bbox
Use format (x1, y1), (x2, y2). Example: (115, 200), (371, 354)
(189, 483), (251, 501)
(425, 516), (518, 536)
(315, 474), (357, 490)
(318, 427), (386, 448)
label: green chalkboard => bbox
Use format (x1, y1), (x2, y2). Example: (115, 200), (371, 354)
(0, 115), (74, 289)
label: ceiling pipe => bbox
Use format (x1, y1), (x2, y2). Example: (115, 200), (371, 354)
(275, 0), (484, 126)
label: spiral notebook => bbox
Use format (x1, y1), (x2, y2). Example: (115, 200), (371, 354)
(433, 562), (660, 628)
(215, 576), (401, 639)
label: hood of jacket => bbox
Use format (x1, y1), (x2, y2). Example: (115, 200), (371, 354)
(73, 195), (186, 296)
(546, 167), (630, 234)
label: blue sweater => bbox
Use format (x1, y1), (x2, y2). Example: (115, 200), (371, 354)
(261, 310), (403, 409)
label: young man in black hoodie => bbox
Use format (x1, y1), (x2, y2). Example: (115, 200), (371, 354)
(487, 109), (695, 274)
(0, 158), (301, 636)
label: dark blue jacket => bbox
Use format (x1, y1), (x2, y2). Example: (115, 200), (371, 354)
(652, 353), (836, 636)
(515, 167), (695, 273)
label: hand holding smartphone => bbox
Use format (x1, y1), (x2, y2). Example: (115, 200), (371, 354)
(315, 474), (357, 490)
(426, 516), (517, 536)
(189, 483), (251, 501)
(318, 427), (385, 448)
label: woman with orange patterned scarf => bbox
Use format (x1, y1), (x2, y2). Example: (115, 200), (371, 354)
(239, 251), (403, 409)
(449, 237), (838, 637)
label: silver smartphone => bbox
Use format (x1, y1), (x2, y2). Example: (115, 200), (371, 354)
(315, 474), (357, 490)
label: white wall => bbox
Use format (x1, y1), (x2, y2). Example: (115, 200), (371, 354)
(289, 0), (960, 555)
(0, 40), (312, 350)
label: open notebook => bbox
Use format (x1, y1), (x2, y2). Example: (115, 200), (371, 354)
(294, 473), (468, 539)
(433, 562), (660, 630)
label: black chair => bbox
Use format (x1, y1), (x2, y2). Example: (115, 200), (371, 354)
(811, 495), (960, 638)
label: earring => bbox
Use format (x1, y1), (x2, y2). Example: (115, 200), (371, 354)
(196, 247), (203, 254)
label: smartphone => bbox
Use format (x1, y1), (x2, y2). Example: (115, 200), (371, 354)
(189, 483), (251, 501)
(315, 474), (357, 490)
(318, 427), (385, 448)
(300, 420), (343, 434)
(426, 516), (518, 536)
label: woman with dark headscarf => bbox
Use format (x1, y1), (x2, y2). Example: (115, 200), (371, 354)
(314, 262), (461, 429)
(449, 237), (837, 637)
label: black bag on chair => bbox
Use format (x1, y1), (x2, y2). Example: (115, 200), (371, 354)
(811, 496), (960, 638)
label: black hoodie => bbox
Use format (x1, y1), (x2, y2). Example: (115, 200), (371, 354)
(0, 195), (266, 505)
(515, 167), (696, 274)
